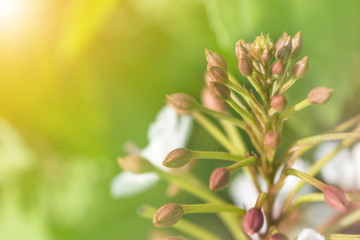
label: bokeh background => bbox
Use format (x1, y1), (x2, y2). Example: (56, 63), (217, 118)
(0, 0), (360, 239)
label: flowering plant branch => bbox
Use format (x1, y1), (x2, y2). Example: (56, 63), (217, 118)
(114, 32), (360, 240)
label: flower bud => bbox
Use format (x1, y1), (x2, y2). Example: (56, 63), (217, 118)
(207, 65), (229, 83)
(163, 148), (193, 168)
(235, 39), (249, 59)
(242, 208), (264, 235)
(264, 130), (282, 149)
(117, 155), (153, 173)
(270, 233), (289, 240)
(249, 33), (275, 60)
(167, 93), (198, 114)
(291, 31), (303, 58)
(208, 81), (231, 101)
(201, 87), (227, 113)
(238, 54), (253, 76)
(205, 49), (227, 69)
(276, 36), (292, 61)
(323, 185), (350, 212)
(271, 95), (287, 112)
(209, 167), (230, 191)
(153, 203), (184, 228)
(271, 60), (285, 78)
(307, 87), (333, 105)
(261, 48), (273, 64)
(292, 56), (309, 78)
(276, 32), (289, 52)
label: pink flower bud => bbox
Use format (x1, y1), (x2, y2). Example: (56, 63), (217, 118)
(272, 60), (285, 77)
(201, 87), (227, 113)
(271, 95), (287, 111)
(208, 81), (231, 101)
(163, 148), (193, 168)
(270, 233), (289, 240)
(209, 167), (230, 191)
(242, 208), (264, 235)
(292, 56), (309, 78)
(153, 203), (184, 228)
(235, 39), (249, 59)
(276, 32), (289, 53)
(265, 130), (282, 149)
(291, 31), (303, 58)
(166, 93), (198, 114)
(207, 65), (229, 83)
(323, 185), (350, 212)
(238, 54), (253, 76)
(261, 48), (272, 63)
(307, 87), (333, 105)
(205, 49), (227, 69)
(276, 36), (292, 61)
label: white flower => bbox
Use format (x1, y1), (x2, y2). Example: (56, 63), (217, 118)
(110, 106), (193, 198)
(316, 141), (360, 190)
(297, 228), (324, 240)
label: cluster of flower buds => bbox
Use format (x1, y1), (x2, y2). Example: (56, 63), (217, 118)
(124, 32), (360, 240)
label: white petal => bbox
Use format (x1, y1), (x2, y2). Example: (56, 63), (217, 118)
(175, 114), (193, 146)
(141, 106), (193, 169)
(248, 234), (260, 240)
(147, 106), (178, 143)
(297, 228), (324, 240)
(351, 142), (360, 189)
(229, 174), (266, 210)
(340, 152), (357, 190)
(110, 171), (159, 198)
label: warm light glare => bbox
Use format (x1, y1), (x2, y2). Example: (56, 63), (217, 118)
(0, 0), (27, 29)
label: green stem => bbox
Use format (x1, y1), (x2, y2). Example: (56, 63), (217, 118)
(138, 205), (222, 240)
(220, 120), (247, 155)
(192, 150), (246, 162)
(255, 193), (267, 208)
(192, 112), (239, 154)
(226, 81), (264, 114)
(227, 71), (242, 88)
(289, 193), (324, 213)
(227, 156), (257, 172)
(280, 98), (311, 120)
(279, 75), (297, 94)
(197, 106), (246, 130)
(289, 132), (360, 153)
(153, 168), (222, 203)
(285, 168), (327, 191)
(227, 98), (257, 127)
(247, 75), (267, 104)
(152, 168), (247, 239)
(181, 203), (246, 215)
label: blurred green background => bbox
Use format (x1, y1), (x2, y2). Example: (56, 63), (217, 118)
(0, 0), (359, 239)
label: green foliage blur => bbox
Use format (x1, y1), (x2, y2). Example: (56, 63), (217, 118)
(0, 0), (359, 239)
